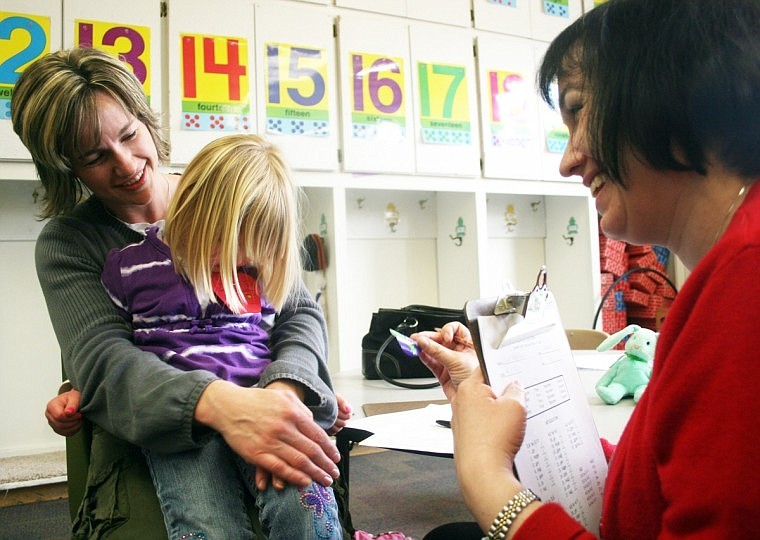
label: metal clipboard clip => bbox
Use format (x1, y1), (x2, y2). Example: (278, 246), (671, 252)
(492, 266), (550, 348)
(524, 265), (549, 318)
(493, 265), (547, 316)
(464, 265), (555, 384)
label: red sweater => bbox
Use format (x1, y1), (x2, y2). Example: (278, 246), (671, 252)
(516, 182), (760, 539)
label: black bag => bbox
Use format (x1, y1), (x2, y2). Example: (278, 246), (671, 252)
(361, 304), (466, 389)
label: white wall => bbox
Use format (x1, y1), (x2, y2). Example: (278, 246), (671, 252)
(0, 182), (65, 457)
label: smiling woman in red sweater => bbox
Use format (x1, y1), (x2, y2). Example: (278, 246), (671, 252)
(414, 0), (760, 538)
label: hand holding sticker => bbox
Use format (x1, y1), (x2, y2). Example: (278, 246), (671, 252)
(390, 328), (420, 357)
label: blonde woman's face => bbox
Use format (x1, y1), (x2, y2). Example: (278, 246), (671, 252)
(71, 92), (164, 223)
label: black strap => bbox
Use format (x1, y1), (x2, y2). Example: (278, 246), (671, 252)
(374, 333), (440, 389)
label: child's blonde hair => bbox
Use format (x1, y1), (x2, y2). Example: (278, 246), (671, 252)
(164, 134), (300, 314)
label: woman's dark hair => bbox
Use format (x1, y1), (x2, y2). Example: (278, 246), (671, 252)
(538, 0), (760, 184)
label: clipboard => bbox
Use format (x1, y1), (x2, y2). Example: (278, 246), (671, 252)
(464, 266), (607, 535)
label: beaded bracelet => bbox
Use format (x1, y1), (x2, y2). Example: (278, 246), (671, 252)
(486, 488), (540, 540)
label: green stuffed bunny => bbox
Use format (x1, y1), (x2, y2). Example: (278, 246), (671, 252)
(595, 324), (657, 405)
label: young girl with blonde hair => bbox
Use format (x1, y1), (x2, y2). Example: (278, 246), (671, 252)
(101, 133), (342, 539)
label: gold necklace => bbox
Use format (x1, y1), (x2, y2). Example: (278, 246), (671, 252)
(714, 184), (747, 245)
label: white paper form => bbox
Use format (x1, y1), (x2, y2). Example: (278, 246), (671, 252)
(474, 292), (607, 535)
(346, 403), (454, 455)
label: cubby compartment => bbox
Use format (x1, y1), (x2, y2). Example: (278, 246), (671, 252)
(337, 188), (444, 372)
(484, 192), (599, 328)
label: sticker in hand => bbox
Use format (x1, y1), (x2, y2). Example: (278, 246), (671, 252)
(390, 328), (419, 357)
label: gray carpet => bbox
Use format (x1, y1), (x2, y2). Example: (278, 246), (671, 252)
(0, 499), (70, 540)
(0, 450), (474, 540)
(348, 450), (473, 538)
(0, 451), (66, 488)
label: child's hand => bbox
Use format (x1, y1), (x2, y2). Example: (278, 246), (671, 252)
(327, 393), (353, 435)
(45, 388), (83, 437)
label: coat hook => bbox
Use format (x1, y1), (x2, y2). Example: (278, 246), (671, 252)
(563, 216), (578, 245)
(385, 202), (400, 233)
(504, 204), (518, 232)
(357, 197), (365, 209)
(418, 199), (428, 210)
(449, 217), (466, 246)
(530, 200), (542, 212)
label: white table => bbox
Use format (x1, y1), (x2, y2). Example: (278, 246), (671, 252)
(332, 349), (634, 445)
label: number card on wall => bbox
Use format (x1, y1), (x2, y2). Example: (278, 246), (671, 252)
(338, 15), (414, 174)
(1, 1), (61, 161)
(350, 52), (407, 142)
(0, 12), (52, 118)
(265, 42), (328, 137)
(417, 61), (469, 145)
(166, 0), (255, 165)
(64, 0), (161, 119)
(477, 34), (542, 180)
(180, 33), (251, 132)
(488, 69), (534, 148)
(410, 24), (479, 176)
(75, 18), (152, 101)
(255, 2), (338, 171)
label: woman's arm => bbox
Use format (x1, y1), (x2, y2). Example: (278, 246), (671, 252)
(259, 282), (338, 429)
(450, 372), (541, 538)
(36, 211), (216, 452)
(415, 323), (595, 539)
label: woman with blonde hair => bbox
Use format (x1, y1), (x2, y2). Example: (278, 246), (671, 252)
(13, 47), (346, 538)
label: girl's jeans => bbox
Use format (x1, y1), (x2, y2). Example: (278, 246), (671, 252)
(144, 434), (342, 540)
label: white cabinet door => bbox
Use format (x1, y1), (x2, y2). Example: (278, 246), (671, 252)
(255, 2), (338, 171)
(410, 23), (480, 177)
(477, 33), (542, 180)
(337, 14), (415, 174)
(472, 0), (531, 38)
(165, 0), (256, 165)
(529, 0), (582, 43)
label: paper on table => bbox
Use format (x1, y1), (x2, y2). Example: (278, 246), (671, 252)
(474, 292), (607, 536)
(346, 403), (454, 456)
(571, 349), (620, 371)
